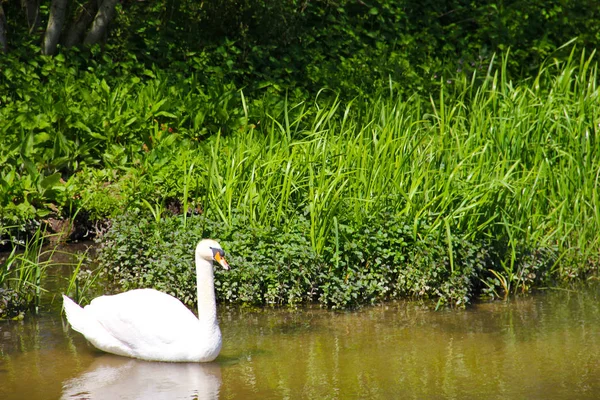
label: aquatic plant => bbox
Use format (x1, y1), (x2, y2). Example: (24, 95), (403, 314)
(1, 48), (598, 306)
(94, 50), (600, 306)
(63, 248), (102, 307)
(0, 227), (52, 318)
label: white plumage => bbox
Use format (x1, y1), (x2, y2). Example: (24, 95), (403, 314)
(62, 239), (229, 362)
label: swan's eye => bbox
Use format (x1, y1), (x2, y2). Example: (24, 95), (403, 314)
(211, 247), (225, 259)
(211, 247), (230, 270)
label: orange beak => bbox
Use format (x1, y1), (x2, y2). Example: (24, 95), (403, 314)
(214, 252), (230, 270)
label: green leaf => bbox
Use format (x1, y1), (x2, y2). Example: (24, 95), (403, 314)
(100, 79), (110, 94)
(40, 173), (62, 190)
(124, 117), (138, 127)
(22, 157), (38, 178)
(150, 98), (168, 113)
(3, 169), (15, 186)
(89, 132), (108, 140)
(20, 132), (34, 157)
(35, 208), (51, 218)
(155, 111), (177, 118)
(34, 132), (51, 145)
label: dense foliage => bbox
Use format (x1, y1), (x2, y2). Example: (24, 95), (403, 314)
(2, 1), (600, 309)
(3, 1), (600, 95)
(98, 211), (494, 308)
(86, 52), (600, 307)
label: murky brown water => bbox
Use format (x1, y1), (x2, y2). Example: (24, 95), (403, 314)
(1, 287), (599, 399)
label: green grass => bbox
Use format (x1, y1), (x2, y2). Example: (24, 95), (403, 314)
(63, 252), (102, 307)
(96, 49), (600, 306)
(201, 50), (599, 260)
(0, 225), (101, 317)
(0, 227), (53, 317)
(3, 49), (600, 305)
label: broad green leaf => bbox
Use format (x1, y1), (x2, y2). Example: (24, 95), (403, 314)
(40, 173), (62, 190)
(21, 157), (38, 178)
(155, 111), (177, 118)
(100, 79), (110, 94)
(20, 132), (34, 157)
(34, 132), (51, 145)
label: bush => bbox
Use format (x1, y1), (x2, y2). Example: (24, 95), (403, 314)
(3, 49), (599, 307)
(97, 211), (500, 308)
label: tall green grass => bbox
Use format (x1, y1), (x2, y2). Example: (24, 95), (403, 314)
(0, 228), (53, 317)
(63, 249), (101, 306)
(5, 48), (598, 302)
(198, 50), (599, 284)
(76, 49), (599, 302)
(0, 226), (99, 317)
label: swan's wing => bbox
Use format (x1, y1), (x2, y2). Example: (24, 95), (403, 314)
(84, 289), (199, 350)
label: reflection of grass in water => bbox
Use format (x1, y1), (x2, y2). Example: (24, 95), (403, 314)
(216, 290), (600, 399)
(0, 315), (100, 400)
(2, 290), (600, 399)
(217, 349), (271, 368)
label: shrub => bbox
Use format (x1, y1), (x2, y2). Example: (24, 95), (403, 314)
(97, 211), (499, 308)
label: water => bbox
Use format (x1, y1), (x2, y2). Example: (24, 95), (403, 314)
(1, 288), (599, 399)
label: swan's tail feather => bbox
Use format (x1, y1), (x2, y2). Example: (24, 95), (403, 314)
(62, 294), (89, 335)
(62, 294), (132, 358)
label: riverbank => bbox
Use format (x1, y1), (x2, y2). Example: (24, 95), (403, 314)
(1, 51), (600, 312)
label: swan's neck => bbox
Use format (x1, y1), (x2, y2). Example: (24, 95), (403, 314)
(195, 255), (219, 328)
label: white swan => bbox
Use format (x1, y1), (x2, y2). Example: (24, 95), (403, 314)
(62, 239), (229, 362)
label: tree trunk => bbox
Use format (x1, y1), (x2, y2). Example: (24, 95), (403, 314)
(64, 0), (100, 47)
(0, 4), (7, 53)
(83, 0), (118, 46)
(21, 0), (41, 34)
(43, 0), (68, 55)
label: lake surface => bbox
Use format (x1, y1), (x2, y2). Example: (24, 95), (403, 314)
(1, 287), (599, 399)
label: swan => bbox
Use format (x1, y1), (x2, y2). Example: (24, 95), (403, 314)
(62, 239), (229, 362)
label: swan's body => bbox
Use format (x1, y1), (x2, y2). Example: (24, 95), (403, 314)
(62, 239), (229, 362)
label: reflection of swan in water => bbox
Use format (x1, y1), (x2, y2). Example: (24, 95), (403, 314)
(61, 354), (221, 400)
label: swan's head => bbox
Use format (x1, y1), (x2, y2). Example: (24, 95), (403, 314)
(196, 239), (229, 270)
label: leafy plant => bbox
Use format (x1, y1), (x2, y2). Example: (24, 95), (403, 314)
(64, 248), (103, 306)
(0, 227), (54, 318)
(1, 45), (599, 307)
